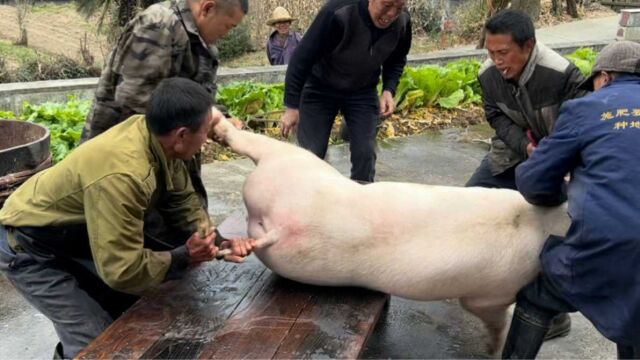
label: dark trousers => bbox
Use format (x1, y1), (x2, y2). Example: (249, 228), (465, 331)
(297, 83), (380, 182)
(504, 257), (639, 359)
(0, 223), (176, 358)
(465, 154), (518, 189)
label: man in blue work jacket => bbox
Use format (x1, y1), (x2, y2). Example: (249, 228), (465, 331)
(503, 41), (640, 359)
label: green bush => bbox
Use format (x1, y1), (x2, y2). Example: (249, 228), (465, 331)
(0, 57), (11, 83)
(217, 21), (253, 61)
(16, 55), (101, 82)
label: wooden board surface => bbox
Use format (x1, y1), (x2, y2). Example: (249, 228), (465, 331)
(77, 212), (389, 359)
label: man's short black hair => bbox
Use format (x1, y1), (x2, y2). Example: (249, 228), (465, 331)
(485, 9), (535, 48)
(217, 0), (248, 14)
(146, 78), (213, 136)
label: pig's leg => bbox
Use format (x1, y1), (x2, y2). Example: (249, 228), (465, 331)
(460, 297), (511, 356)
(214, 119), (301, 165)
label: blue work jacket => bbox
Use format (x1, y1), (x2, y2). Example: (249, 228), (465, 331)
(516, 75), (640, 345)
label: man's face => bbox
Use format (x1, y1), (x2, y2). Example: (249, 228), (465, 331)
(174, 111), (218, 160)
(486, 33), (534, 81)
(193, 1), (245, 44)
(274, 21), (291, 36)
(368, 0), (406, 29)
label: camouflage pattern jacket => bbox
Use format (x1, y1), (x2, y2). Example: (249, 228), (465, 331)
(83, 0), (219, 140)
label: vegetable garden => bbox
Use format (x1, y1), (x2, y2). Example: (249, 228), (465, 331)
(0, 48), (598, 164)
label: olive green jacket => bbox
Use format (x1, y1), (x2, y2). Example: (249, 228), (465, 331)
(83, 0), (219, 139)
(0, 115), (209, 294)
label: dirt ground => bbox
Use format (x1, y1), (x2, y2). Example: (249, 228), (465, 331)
(0, 4), (110, 67)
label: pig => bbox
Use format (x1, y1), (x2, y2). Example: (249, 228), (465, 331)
(211, 119), (571, 354)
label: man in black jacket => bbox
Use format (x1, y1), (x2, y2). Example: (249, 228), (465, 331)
(466, 9), (587, 340)
(280, 0), (412, 182)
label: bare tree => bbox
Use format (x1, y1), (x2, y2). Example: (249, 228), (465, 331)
(15, 0), (35, 46)
(477, 0), (509, 49)
(511, 0), (541, 20)
(551, 0), (580, 18)
(566, 0), (579, 18)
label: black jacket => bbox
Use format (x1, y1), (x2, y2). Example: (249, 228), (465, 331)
(284, 0), (412, 108)
(478, 43), (586, 175)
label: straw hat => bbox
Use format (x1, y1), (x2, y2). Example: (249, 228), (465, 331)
(266, 7), (297, 26)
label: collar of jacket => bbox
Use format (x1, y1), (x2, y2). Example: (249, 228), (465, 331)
(173, 0), (211, 52)
(517, 42), (542, 86)
(147, 123), (176, 192)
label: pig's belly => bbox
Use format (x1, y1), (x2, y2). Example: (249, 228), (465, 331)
(249, 184), (545, 301)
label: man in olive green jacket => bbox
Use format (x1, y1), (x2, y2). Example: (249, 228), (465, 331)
(0, 78), (255, 359)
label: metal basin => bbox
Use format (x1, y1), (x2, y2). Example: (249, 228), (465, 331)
(0, 119), (51, 207)
(0, 120), (50, 176)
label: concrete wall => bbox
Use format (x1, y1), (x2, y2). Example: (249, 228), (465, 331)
(0, 41), (609, 114)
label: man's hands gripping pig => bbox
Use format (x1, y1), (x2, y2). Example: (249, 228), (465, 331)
(186, 227), (257, 264)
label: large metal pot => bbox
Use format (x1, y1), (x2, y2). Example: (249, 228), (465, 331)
(0, 120), (52, 207)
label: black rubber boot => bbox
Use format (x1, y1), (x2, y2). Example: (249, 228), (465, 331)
(617, 344), (640, 359)
(544, 313), (571, 340)
(502, 302), (552, 359)
(53, 342), (65, 360)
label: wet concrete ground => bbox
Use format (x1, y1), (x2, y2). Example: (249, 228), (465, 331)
(0, 127), (616, 359)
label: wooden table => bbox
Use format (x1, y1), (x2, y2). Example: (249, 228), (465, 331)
(77, 213), (389, 359)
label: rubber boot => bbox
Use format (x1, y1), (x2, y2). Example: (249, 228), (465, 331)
(617, 344), (640, 359)
(544, 313), (571, 340)
(53, 342), (65, 360)
(502, 302), (552, 359)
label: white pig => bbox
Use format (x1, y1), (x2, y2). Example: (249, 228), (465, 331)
(212, 119), (570, 354)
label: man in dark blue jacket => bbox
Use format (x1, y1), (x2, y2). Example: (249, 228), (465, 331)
(279, 0), (411, 182)
(503, 41), (640, 359)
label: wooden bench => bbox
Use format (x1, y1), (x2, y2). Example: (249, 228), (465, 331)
(77, 212), (389, 359)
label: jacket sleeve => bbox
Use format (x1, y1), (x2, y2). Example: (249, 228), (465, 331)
(110, 11), (183, 115)
(156, 159), (210, 234)
(283, 4), (342, 109)
(516, 103), (582, 206)
(382, 16), (412, 95)
(562, 63), (589, 102)
(481, 77), (530, 156)
(84, 173), (172, 295)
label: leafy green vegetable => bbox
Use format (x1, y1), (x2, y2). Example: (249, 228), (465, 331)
(393, 59), (484, 111)
(565, 47), (598, 76)
(438, 89), (465, 109)
(20, 96), (90, 162)
(217, 81), (284, 123)
(0, 110), (16, 119)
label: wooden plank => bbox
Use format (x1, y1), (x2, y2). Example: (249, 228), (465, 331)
(77, 259), (267, 359)
(273, 288), (389, 359)
(78, 212), (389, 359)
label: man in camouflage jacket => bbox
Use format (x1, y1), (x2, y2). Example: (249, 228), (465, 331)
(83, 0), (247, 139)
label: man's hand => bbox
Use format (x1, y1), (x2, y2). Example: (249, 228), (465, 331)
(185, 230), (219, 264)
(219, 237), (258, 263)
(209, 118), (234, 145)
(526, 142), (537, 157)
(379, 90), (396, 118)
(281, 108), (300, 138)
